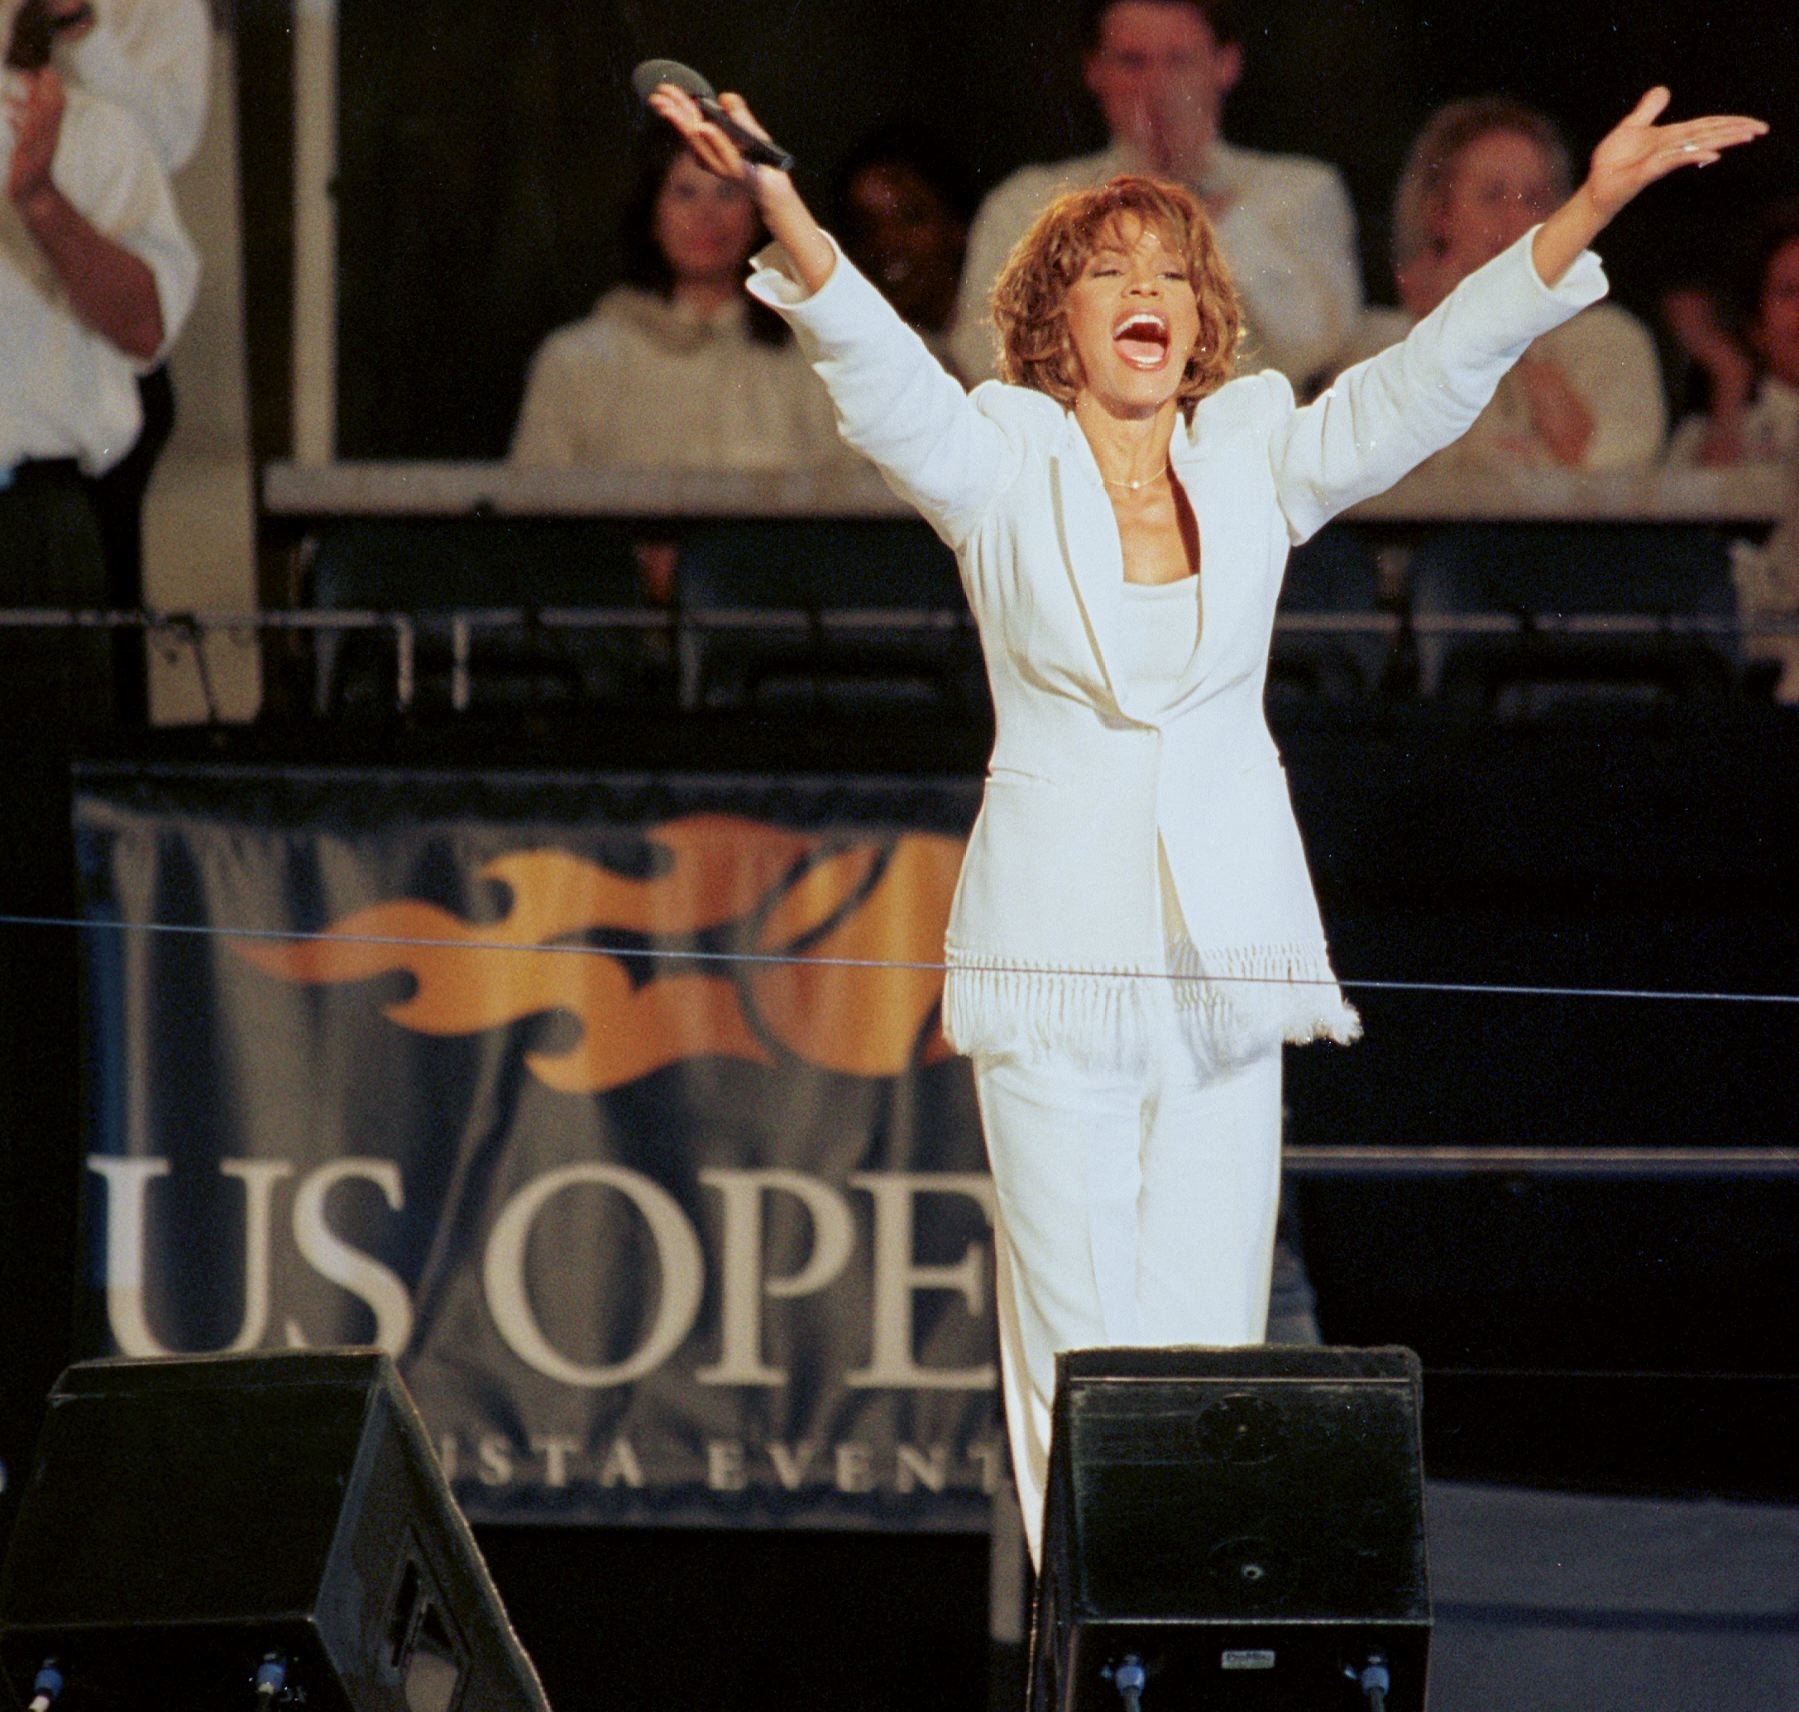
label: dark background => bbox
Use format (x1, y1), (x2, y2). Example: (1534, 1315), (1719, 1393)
(302, 0), (1799, 457)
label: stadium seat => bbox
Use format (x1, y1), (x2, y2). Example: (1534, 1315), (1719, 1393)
(1408, 525), (1738, 714)
(674, 520), (983, 715)
(1270, 527), (1392, 703)
(304, 518), (659, 714)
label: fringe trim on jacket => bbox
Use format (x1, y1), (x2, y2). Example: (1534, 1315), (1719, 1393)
(942, 939), (1362, 1076)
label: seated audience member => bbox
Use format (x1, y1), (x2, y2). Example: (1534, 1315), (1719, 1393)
(1664, 203), (1799, 700)
(836, 121), (974, 375)
(948, 0), (1361, 393)
(1346, 97), (1667, 470)
(1, 0), (200, 721)
(510, 128), (842, 477)
(1663, 200), (1799, 466)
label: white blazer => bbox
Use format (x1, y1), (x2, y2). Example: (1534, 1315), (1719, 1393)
(749, 230), (1606, 1070)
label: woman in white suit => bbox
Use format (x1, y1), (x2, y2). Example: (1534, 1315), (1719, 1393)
(648, 80), (1762, 1563)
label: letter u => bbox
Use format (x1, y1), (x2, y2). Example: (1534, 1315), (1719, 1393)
(87, 1155), (293, 1357)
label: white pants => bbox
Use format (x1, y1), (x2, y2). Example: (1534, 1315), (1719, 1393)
(973, 1045), (1284, 1566)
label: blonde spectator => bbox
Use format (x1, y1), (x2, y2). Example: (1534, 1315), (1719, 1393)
(1345, 97), (1668, 470)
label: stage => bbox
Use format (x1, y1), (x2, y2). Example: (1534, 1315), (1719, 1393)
(2, 710), (1794, 1710)
(464, 1479), (1799, 1711)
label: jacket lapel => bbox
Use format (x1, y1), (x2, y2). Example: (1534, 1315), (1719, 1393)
(1048, 420), (1128, 708)
(1167, 433), (1223, 703)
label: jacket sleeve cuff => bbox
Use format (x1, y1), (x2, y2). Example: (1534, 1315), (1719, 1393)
(747, 232), (892, 349)
(1515, 224), (1608, 316)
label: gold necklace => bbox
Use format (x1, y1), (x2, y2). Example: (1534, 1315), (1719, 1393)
(1098, 462), (1169, 492)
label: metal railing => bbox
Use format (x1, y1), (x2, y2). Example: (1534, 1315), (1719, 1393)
(1, 605), (1790, 721)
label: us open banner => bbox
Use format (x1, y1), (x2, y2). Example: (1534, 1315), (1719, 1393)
(74, 763), (1002, 1529)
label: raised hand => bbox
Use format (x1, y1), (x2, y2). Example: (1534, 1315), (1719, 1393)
(1662, 286), (1756, 397)
(645, 82), (836, 296)
(645, 84), (774, 189)
(1661, 285), (1757, 465)
(1532, 88), (1766, 288)
(1586, 87), (1767, 221)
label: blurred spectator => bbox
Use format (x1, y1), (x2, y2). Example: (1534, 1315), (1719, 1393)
(949, 0), (1361, 393)
(49, 0), (209, 721)
(1, 0), (199, 718)
(510, 128), (842, 477)
(51, 0), (207, 173)
(1664, 202), (1799, 700)
(1343, 96), (1666, 470)
(836, 120), (973, 374)
(1664, 200), (1799, 467)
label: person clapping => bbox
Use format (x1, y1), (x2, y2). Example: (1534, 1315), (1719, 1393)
(1664, 201), (1799, 468)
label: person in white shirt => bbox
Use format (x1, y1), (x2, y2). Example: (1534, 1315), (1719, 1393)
(51, 0), (208, 175)
(1344, 96), (1668, 471)
(1, 0), (199, 716)
(648, 71), (1762, 1563)
(41, 0), (209, 717)
(949, 0), (1362, 394)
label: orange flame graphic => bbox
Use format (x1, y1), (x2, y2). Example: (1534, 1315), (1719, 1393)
(233, 816), (963, 1091)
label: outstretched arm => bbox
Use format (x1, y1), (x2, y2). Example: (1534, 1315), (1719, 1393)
(644, 82), (1010, 549)
(1533, 87), (1766, 286)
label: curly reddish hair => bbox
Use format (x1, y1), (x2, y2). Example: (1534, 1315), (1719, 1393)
(990, 176), (1242, 417)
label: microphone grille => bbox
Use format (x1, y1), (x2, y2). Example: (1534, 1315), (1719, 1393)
(630, 58), (715, 103)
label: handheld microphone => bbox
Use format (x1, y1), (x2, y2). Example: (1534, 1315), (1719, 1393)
(631, 58), (796, 173)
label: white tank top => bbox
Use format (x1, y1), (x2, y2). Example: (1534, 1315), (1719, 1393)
(1117, 575), (1200, 697)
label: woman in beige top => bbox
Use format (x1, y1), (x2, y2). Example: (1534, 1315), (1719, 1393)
(510, 130), (841, 475)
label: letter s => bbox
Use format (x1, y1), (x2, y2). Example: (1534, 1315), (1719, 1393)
(285, 1159), (414, 1356)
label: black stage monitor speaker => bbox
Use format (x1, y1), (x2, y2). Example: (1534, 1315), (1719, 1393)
(1031, 1346), (1429, 1712)
(0, 1351), (551, 1712)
